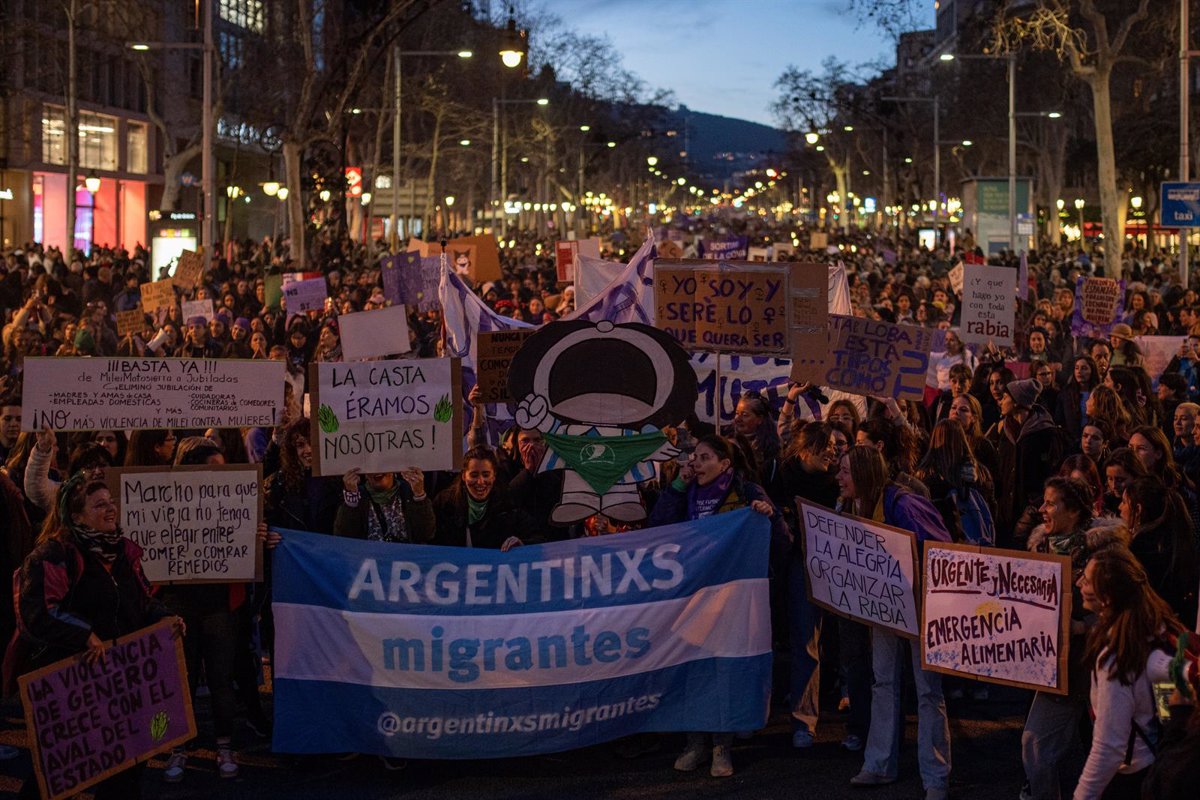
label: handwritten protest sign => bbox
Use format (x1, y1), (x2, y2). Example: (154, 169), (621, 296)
(773, 242), (795, 260)
(701, 235), (749, 260)
(139, 279), (175, 318)
(960, 264), (1016, 347)
(476, 329), (536, 404)
(283, 276), (327, 316)
(109, 465), (263, 583)
(821, 315), (934, 402)
(787, 262), (830, 384)
(21, 357), (285, 431)
(1070, 276), (1125, 338)
(798, 500), (920, 638)
(948, 262), (964, 295)
(19, 620), (196, 800)
(921, 543), (1072, 694)
(172, 250), (204, 289)
(115, 309), (144, 338)
(748, 246), (769, 262)
(310, 357), (463, 476)
(655, 260), (789, 355)
(181, 298), (214, 323)
(809, 232), (828, 250)
(339, 305), (412, 361)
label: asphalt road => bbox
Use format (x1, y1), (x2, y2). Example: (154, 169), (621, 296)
(0, 681), (1045, 800)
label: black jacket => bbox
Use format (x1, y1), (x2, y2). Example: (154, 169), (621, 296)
(432, 483), (538, 549)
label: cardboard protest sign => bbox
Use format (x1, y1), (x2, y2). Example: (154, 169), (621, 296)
(283, 276), (327, 316)
(172, 249), (204, 289)
(960, 264), (1016, 347)
(339, 305), (412, 361)
(821, 315), (935, 403)
(773, 242), (795, 260)
(948, 262), (964, 295)
(809, 231), (828, 250)
(655, 260), (790, 355)
(506, 321), (697, 524)
(691, 353), (792, 425)
(921, 542), (1072, 694)
(21, 357), (285, 431)
(139, 279), (175, 318)
(115, 309), (145, 338)
(787, 262), (830, 384)
(19, 620), (196, 800)
(1070, 276), (1125, 338)
(181, 298), (214, 323)
(416, 256), (442, 312)
(748, 246), (770, 262)
(109, 465), (263, 584)
(310, 358), (463, 476)
(798, 500), (920, 638)
(475, 329), (536, 404)
(700, 235), (749, 260)
(445, 234), (501, 282)
(657, 239), (684, 260)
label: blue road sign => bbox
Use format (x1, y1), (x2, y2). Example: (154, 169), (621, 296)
(1161, 182), (1200, 228)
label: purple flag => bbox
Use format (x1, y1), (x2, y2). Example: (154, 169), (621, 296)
(381, 251), (422, 306)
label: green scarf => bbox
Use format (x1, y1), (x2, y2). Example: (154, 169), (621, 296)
(541, 430), (667, 495)
(467, 495), (488, 525)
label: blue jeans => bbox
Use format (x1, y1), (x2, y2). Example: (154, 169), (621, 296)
(1021, 690), (1086, 800)
(862, 628), (951, 790)
(787, 553), (822, 732)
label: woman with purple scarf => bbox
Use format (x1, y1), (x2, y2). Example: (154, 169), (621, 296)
(647, 433), (790, 778)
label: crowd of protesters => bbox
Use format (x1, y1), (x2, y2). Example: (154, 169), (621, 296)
(0, 217), (1199, 800)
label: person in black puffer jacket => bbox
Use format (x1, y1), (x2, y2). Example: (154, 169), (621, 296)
(433, 445), (537, 550)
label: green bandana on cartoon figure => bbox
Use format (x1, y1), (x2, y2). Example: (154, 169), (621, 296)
(539, 430), (667, 495)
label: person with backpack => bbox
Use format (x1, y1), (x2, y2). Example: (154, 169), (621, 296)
(837, 445), (953, 800)
(914, 418), (996, 546)
(1073, 546), (1188, 799)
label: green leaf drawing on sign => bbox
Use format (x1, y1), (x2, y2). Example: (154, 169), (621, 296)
(433, 395), (452, 423)
(318, 404), (339, 433)
(150, 711), (169, 741)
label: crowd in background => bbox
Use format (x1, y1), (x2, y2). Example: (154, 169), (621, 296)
(0, 218), (1198, 799)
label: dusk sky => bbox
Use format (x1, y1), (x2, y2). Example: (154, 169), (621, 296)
(541, 0), (927, 127)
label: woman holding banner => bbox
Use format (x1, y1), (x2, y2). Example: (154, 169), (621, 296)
(12, 473), (183, 799)
(648, 433), (787, 778)
(836, 445), (953, 800)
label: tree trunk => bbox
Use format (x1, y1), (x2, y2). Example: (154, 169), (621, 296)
(831, 163), (848, 234)
(1088, 69), (1122, 275)
(66, 1), (78, 255)
(159, 145), (201, 211)
(424, 109), (443, 239)
(283, 140), (306, 269)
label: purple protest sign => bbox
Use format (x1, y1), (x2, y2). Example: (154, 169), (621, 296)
(417, 255), (442, 312)
(700, 235), (749, 260)
(382, 251), (423, 306)
(20, 620), (196, 800)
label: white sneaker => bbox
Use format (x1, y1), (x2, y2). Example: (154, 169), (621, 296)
(163, 751), (187, 783)
(217, 748), (239, 779)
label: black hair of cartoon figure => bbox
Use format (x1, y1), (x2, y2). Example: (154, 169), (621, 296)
(507, 320), (697, 430)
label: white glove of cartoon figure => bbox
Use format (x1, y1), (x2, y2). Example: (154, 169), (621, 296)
(515, 393), (551, 432)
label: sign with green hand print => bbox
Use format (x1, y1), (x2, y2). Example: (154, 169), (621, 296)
(310, 357), (463, 476)
(19, 619), (196, 800)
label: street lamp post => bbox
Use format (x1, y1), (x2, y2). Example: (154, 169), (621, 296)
(1075, 198), (1086, 240)
(129, 2), (213, 269)
(387, 49), (472, 251)
(491, 97), (548, 236)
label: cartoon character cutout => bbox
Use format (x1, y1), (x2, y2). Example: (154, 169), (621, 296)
(508, 320), (698, 524)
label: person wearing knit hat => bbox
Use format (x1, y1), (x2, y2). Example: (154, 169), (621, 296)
(1004, 378), (1043, 410)
(232, 317), (251, 332)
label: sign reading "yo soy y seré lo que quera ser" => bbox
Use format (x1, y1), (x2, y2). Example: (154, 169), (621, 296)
(654, 260), (790, 355)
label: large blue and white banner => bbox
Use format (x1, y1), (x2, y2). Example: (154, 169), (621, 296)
(272, 509), (772, 758)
